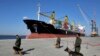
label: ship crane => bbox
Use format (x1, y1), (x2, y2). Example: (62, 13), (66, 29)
(40, 11), (71, 30)
(39, 11), (56, 25)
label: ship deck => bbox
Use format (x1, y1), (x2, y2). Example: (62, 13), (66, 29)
(0, 37), (100, 56)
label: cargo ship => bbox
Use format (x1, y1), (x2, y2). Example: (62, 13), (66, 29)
(23, 5), (85, 39)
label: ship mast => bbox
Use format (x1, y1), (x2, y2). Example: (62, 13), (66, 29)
(37, 3), (40, 20)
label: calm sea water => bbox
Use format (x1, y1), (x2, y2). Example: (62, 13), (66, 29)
(0, 35), (26, 39)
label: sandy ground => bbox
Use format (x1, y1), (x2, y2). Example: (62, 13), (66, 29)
(0, 37), (100, 56)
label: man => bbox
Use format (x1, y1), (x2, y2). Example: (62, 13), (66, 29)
(13, 35), (23, 55)
(75, 33), (82, 53)
(55, 37), (61, 48)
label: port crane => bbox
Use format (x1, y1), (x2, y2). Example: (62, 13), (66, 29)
(77, 4), (98, 37)
(91, 20), (98, 37)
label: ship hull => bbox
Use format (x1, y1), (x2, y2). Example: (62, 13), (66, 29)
(26, 33), (76, 39)
(23, 19), (84, 39)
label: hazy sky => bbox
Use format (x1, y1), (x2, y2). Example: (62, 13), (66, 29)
(0, 0), (100, 35)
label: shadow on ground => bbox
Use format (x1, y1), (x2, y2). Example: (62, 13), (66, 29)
(22, 48), (35, 55)
(55, 45), (63, 49)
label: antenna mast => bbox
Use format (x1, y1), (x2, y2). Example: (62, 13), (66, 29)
(37, 3), (40, 20)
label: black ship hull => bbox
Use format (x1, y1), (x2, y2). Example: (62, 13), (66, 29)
(23, 19), (84, 39)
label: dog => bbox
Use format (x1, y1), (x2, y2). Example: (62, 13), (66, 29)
(13, 46), (23, 56)
(64, 47), (83, 56)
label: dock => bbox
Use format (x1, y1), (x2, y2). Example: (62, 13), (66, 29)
(0, 37), (100, 56)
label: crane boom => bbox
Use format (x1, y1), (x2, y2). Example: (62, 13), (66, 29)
(39, 13), (50, 18)
(77, 4), (90, 24)
(39, 11), (56, 25)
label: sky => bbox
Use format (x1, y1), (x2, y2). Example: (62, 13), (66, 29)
(0, 0), (100, 36)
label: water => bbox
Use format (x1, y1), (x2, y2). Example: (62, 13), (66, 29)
(0, 35), (26, 39)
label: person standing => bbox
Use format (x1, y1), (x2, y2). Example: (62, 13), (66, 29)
(75, 33), (82, 53)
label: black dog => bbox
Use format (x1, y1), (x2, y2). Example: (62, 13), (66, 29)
(64, 47), (83, 56)
(13, 46), (23, 55)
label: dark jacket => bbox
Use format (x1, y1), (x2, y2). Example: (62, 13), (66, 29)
(15, 37), (21, 48)
(75, 37), (82, 53)
(75, 37), (82, 47)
